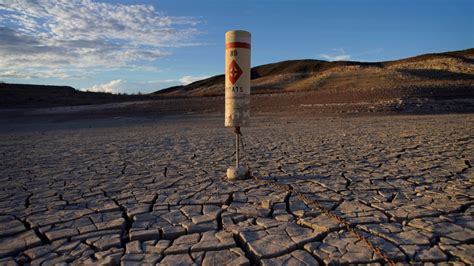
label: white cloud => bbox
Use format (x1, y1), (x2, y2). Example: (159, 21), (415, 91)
(0, 1), (201, 78)
(320, 54), (351, 61)
(81, 79), (178, 94)
(319, 48), (351, 61)
(82, 74), (211, 94)
(0, 70), (32, 79)
(0, 69), (86, 80)
(179, 75), (210, 85)
(82, 79), (126, 94)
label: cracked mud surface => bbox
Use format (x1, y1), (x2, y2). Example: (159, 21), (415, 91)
(0, 114), (473, 265)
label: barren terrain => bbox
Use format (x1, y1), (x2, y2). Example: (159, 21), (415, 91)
(0, 113), (472, 265)
(0, 48), (472, 265)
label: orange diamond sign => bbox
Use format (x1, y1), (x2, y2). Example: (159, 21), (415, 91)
(228, 59), (243, 85)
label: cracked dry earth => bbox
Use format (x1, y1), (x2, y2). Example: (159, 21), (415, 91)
(0, 114), (473, 265)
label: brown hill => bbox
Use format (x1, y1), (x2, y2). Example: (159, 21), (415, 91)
(1, 48), (472, 113)
(154, 48), (474, 100)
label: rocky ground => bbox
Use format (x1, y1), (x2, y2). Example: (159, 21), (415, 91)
(0, 113), (473, 265)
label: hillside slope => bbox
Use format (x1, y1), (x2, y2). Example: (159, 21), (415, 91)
(0, 83), (149, 108)
(154, 48), (474, 100)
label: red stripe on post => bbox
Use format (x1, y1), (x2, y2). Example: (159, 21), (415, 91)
(226, 42), (251, 49)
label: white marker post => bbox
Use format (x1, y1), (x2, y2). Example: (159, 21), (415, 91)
(225, 30), (251, 180)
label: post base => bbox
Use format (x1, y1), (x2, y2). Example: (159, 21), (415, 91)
(226, 166), (250, 180)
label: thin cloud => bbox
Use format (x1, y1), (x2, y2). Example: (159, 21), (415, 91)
(179, 75), (210, 85)
(0, 69), (86, 80)
(319, 48), (384, 62)
(319, 48), (351, 61)
(0, 1), (201, 78)
(320, 54), (351, 61)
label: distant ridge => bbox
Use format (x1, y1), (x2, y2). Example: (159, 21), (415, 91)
(0, 83), (147, 108)
(1, 48), (472, 109)
(154, 48), (474, 97)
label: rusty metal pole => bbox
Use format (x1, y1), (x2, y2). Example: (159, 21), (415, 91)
(236, 131), (240, 168)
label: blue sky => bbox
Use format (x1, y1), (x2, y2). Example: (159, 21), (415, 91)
(0, 0), (472, 94)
